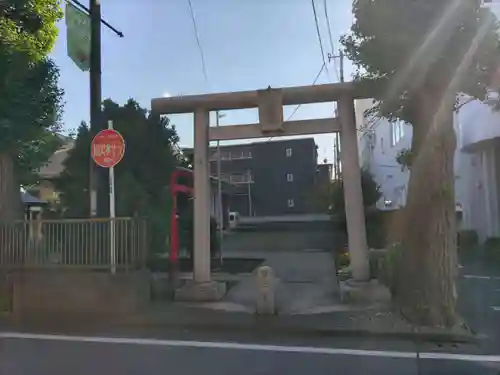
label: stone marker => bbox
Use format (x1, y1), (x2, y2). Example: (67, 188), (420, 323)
(255, 266), (276, 315)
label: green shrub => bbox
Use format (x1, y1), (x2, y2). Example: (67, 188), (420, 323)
(179, 213), (220, 259)
(484, 236), (500, 249)
(484, 237), (500, 261)
(335, 248), (387, 280)
(368, 249), (387, 279)
(457, 230), (478, 250)
(377, 243), (402, 295)
(366, 212), (387, 249)
(0, 295), (9, 312)
(335, 251), (350, 270)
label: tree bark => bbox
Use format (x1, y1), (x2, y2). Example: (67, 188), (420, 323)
(0, 151), (23, 220)
(395, 92), (459, 327)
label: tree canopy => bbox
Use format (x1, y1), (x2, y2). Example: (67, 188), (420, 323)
(313, 169), (381, 215)
(0, 0), (63, 218)
(55, 99), (182, 254)
(341, 0), (500, 122)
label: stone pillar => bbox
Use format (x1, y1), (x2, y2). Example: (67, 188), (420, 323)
(338, 96), (370, 281)
(174, 109), (226, 301)
(193, 109), (211, 283)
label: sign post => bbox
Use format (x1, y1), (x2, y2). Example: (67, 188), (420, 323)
(108, 122), (117, 274)
(91, 124), (125, 274)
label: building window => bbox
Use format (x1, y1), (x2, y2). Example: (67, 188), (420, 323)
(287, 199), (295, 208)
(286, 173), (293, 182)
(229, 149), (252, 159)
(391, 120), (405, 146)
(286, 148), (292, 157)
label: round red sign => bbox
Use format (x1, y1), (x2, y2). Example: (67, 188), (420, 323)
(91, 129), (125, 168)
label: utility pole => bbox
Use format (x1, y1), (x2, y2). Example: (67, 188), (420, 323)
(339, 49), (345, 83)
(329, 50), (344, 180)
(65, 0), (122, 217)
(215, 111), (224, 263)
(89, 0), (106, 217)
(336, 50), (343, 180)
(247, 170), (253, 216)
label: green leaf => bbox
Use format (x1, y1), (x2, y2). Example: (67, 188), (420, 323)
(341, 0), (500, 124)
(0, 0), (63, 218)
(55, 100), (181, 254)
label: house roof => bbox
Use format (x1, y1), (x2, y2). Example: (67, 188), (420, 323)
(21, 191), (47, 206)
(37, 141), (75, 179)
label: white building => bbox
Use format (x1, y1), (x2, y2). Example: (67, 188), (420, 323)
(355, 99), (413, 211)
(355, 95), (500, 242)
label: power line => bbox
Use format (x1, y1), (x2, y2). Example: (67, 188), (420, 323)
(286, 62), (326, 122)
(311, 0), (330, 81)
(323, 0), (340, 82)
(266, 62), (326, 142)
(186, 0), (209, 85)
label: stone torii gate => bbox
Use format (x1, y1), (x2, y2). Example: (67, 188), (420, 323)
(151, 82), (369, 301)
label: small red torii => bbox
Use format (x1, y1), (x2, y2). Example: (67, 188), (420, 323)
(169, 167), (194, 263)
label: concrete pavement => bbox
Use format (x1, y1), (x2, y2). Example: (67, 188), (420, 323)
(217, 249), (340, 314)
(1, 331), (500, 375)
(2, 255), (500, 375)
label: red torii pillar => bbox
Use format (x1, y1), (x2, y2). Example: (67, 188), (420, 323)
(170, 167), (194, 263)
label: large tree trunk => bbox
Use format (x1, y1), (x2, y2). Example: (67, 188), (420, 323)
(0, 151), (23, 220)
(0, 151), (24, 268)
(395, 92), (459, 327)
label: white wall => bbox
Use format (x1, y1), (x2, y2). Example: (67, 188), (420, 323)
(355, 99), (412, 210)
(356, 101), (466, 212)
(456, 98), (500, 241)
(357, 96), (500, 241)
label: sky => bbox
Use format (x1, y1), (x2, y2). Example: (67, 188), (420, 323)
(50, 0), (356, 163)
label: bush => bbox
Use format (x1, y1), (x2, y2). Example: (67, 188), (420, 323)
(457, 230), (478, 250)
(484, 237), (500, 261)
(335, 250), (350, 270)
(179, 214), (220, 259)
(335, 248), (386, 280)
(312, 169), (381, 215)
(368, 249), (387, 279)
(366, 210), (387, 249)
(377, 243), (402, 295)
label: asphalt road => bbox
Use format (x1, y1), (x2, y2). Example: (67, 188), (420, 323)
(458, 257), (500, 352)
(1, 256), (499, 375)
(1, 332), (500, 375)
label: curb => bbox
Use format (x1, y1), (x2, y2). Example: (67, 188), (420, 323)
(124, 316), (481, 345)
(0, 312), (480, 346)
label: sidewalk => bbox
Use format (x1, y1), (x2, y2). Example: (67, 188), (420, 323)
(142, 249), (477, 344)
(0, 249), (479, 345)
(0, 303), (477, 345)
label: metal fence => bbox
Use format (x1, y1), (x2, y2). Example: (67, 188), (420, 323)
(0, 217), (147, 271)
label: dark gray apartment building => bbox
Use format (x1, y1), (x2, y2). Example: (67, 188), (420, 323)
(197, 137), (323, 217)
(316, 163), (333, 186)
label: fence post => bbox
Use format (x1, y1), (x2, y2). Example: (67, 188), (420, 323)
(141, 217), (147, 270)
